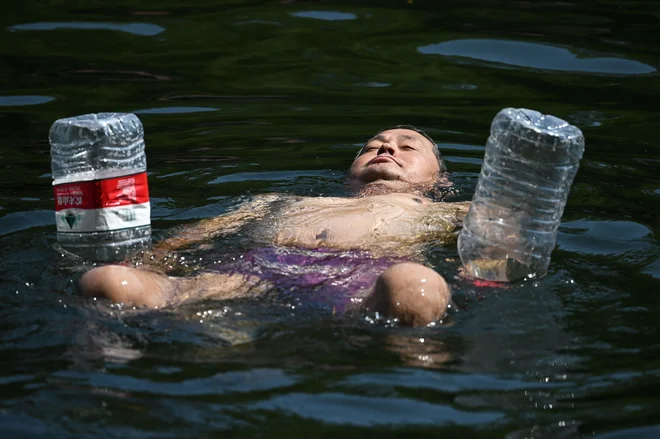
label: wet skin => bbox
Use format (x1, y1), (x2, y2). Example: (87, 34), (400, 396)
(79, 129), (466, 326)
(348, 128), (441, 186)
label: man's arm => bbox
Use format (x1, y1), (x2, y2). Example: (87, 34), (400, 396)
(419, 200), (471, 244)
(127, 194), (279, 271)
(153, 194), (279, 253)
(444, 200), (471, 227)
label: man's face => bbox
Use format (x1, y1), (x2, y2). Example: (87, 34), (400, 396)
(348, 128), (441, 185)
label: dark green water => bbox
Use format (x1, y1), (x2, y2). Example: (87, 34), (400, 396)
(1, 1), (660, 437)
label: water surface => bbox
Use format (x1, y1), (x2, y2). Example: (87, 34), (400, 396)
(1, 1), (659, 437)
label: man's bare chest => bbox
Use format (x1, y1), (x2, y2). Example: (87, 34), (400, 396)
(252, 194), (466, 254)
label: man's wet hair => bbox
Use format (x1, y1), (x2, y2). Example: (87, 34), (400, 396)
(357, 124), (448, 174)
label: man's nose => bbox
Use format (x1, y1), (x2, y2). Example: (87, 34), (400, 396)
(377, 143), (396, 155)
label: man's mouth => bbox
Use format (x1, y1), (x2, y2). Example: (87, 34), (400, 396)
(367, 155), (399, 166)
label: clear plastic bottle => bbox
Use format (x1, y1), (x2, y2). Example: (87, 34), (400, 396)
(457, 108), (585, 282)
(50, 113), (151, 261)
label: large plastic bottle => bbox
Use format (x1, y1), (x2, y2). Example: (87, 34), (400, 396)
(50, 113), (151, 262)
(457, 108), (585, 282)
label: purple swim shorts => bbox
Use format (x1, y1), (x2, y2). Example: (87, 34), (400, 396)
(211, 247), (407, 313)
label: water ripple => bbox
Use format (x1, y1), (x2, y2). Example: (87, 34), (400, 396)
(54, 368), (297, 396)
(439, 142), (485, 152)
(594, 425), (660, 439)
(251, 392), (504, 426)
(133, 106), (217, 114)
(340, 368), (567, 392)
(0, 95), (55, 106)
(209, 170), (342, 185)
(557, 220), (652, 255)
(290, 11), (357, 21)
(0, 210), (54, 236)
(642, 259), (660, 280)
(418, 39), (656, 75)
(8, 21), (165, 36)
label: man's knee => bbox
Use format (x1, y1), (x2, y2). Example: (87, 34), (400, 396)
(79, 265), (171, 308)
(363, 262), (450, 326)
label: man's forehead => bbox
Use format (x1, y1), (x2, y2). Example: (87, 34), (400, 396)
(367, 129), (432, 147)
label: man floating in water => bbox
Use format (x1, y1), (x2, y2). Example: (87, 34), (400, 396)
(79, 126), (471, 326)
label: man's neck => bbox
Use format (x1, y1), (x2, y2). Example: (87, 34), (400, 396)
(350, 180), (432, 198)
(348, 177), (456, 201)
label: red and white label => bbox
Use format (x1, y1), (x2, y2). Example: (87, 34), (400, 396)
(54, 172), (150, 233)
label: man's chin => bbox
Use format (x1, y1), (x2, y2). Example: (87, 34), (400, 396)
(354, 167), (397, 181)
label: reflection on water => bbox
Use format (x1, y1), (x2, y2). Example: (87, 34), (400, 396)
(209, 170), (342, 185)
(557, 220), (651, 255)
(251, 392), (504, 426)
(643, 260), (660, 280)
(290, 11), (358, 21)
(1, 0), (660, 437)
(595, 425), (660, 439)
(444, 156), (483, 165)
(0, 95), (55, 106)
(133, 106), (218, 114)
(8, 21), (165, 36)
(353, 81), (391, 88)
(442, 83), (479, 90)
(0, 210), (54, 236)
(438, 143), (485, 152)
(54, 367), (297, 396)
(234, 19), (282, 27)
(418, 39), (656, 74)
(567, 110), (616, 128)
